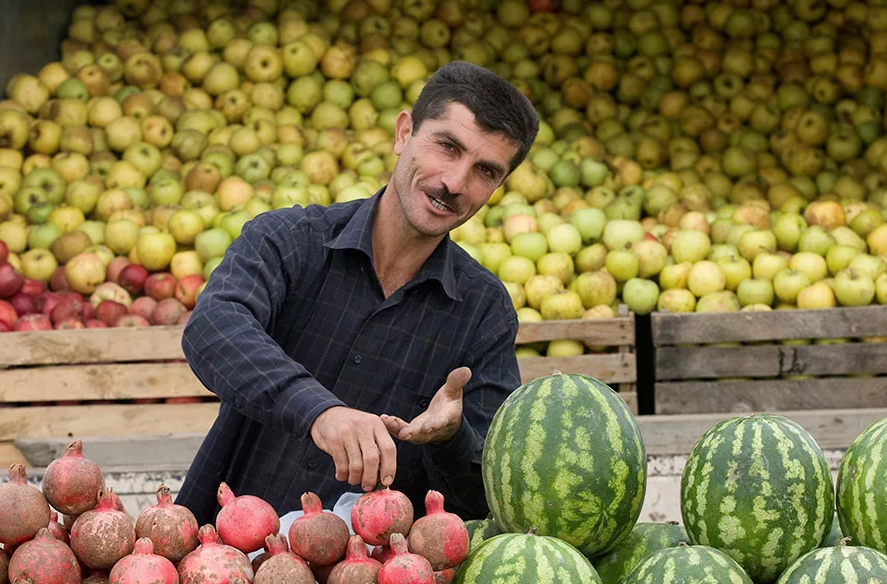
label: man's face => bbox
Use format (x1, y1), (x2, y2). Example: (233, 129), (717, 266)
(389, 102), (520, 238)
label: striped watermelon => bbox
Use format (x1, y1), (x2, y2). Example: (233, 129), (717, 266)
(622, 543), (754, 584)
(836, 416), (887, 554)
(680, 414), (834, 584)
(820, 512), (843, 548)
(481, 374), (647, 557)
(592, 522), (689, 584)
(453, 531), (602, 584)
(775, 543), (887, 583)
(464, 518), (502, 554)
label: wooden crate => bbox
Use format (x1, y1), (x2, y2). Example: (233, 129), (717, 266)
(651, 305), (887, 415)
(515, 306), (637, 414)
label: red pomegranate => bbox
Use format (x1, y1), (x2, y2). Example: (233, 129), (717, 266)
(378, 533), (433, 584)
(288, 492), (349, 566)
(108, 538), (178, 584)
(177, 524), (254, 584)
(327, 534), (382, 584)
(434, 569), (456, 584)
(407, 491), (469, 570)
(41, 438), (105, 516)
(351, 487), (414, 546)
(0, 463), (51, 546)
(47, 512), (69, 545)
(8, 527), (81, 584)
(253, 533), (314, 584)
(70, 488), (136, 570)
(135, 484), (199, 563)
(215, 482), (280, 554)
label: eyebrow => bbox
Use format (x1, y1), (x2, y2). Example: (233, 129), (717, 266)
(431, 130), (507, 178)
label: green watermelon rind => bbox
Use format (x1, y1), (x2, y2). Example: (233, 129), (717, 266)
(591, 521), (690, 584)
(622, 544), (754, 584)
(775, 543), (887, 583)
(836, 416), (887, 555)
(482, 373), (647, 558)
(464, 518), (503, 555)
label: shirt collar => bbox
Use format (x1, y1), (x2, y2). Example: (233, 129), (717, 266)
(324, 187), (462, 302)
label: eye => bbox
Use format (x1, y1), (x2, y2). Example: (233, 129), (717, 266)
(477, 164), (495, 178)
(440, 141), (456, 152)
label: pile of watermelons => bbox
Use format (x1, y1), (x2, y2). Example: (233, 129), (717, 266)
(458, 373), (887, 583)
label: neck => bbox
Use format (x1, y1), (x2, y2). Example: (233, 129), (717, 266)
(371, 188), (443, 289)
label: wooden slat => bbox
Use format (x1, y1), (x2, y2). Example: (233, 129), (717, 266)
(655, 378), (887, 414)
(0, 326), (187, 367)
(515, 317), (634, 345)
(16, 434), (206, 469)
(0, 362), (213, 402)
(656, 343), (887, 380)
(652, 306), (887, 346)
(0, 403), (220, 441)
(0, 441), (27, 467)
(637, 408), (887, 455)
(621, 391), (638, 415)
(518, 353), (636, 384)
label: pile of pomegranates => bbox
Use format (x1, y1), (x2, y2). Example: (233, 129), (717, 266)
(0, 437), (471, 583)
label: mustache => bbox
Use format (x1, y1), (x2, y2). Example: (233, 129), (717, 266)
(423, 184), (459, 210)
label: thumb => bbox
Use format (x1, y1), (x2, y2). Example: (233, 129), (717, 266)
(443, 367), (471, 398)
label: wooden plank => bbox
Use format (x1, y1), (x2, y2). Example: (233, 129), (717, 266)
(518, 353), (636, 384)
(0, 441), (27, 467)
(655, 343), (887, 380)
(656, 378), (887, 414)
(0, 403), (220, 441)
(637, 408), (887, 455)
(0, 362), (212, 403)
(652, 306), (887, 346)
(515, 317), (634, 345)
(15, 434), (206, 469)
(0, 326), (187, 367)
(621, 391), (638, 415)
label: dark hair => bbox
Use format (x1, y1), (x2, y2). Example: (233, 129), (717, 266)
(410, 61), (540, 174)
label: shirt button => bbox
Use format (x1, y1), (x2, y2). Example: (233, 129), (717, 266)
(353, 355), (363, 364)
(307, 459), (317, 469)
(418, 398), (430, 408)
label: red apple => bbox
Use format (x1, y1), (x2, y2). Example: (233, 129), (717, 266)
(118, 263), (148, 295)
(106, 256), (131, 284)
(129, 296), (157, 320)
(0, 264), (24, 298)
(20, 277), (45, 297)
(0, 321), (10, 332)
(0, 239), (8, 265)
(14, 313), (52, 331)
(50, 266), (69, 291)
(144, 272), (177, 301)
(150, 297), (187, 325)
(10, 293), (37, 316)
(0, 299), (17, 327)
(174, 274), (204, 310)
(55, 317), (85, 329)
(113, 314), (151, 327)
(96, 300), (129, 326)
(37, 291), (60, 314)
(85, 319), (108, 328)
(50, 295), (87, 325)
(80, 301), (95, 323)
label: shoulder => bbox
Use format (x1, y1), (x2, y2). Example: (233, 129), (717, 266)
(242, 199), (363, 241)
(449, 242), (517, 326)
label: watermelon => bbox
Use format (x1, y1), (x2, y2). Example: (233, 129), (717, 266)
(775, 542), (887, 583)
(819, 512), (843, 548)
(591, 521), (689, 584)
(622, 543), (754, 584)
(680, 414), (834, 584)
(464, 518), (502, 554)
(836, 416), (887, 555)
(482, 374), (646, 557)
(453, 531), (602, 584)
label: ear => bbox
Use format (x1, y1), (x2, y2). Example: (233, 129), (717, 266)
(393, 110), (413, 156)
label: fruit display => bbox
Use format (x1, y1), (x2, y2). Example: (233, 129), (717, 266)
(591, 521), (689, 584)
(775, 542), (887, 584)
(621, 544), (754, 584)
(836, 416), (887, 555)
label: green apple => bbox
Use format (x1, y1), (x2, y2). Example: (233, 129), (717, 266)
(168, 210), (206, 246)
(28, 223), (63, 250)
(194, 227), (233, 263)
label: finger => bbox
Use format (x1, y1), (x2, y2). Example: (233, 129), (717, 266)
(381, 415), (409, 437)
(330, 444), (350, 482)
(375, 427), (398, 487)
(359, 432), (381, 492)
(443, 367), (472, 398)
(344, 438), (363, 486)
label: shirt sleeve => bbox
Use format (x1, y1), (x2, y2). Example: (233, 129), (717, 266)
(181, 208), (346, 439)
(421, 288), (521, 519)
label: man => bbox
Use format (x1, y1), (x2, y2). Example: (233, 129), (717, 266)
(175, 60), (540, 525)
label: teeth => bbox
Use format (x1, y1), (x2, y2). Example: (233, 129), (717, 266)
(430, 196), (449, 212)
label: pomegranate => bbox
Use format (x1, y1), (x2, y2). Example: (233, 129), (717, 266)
(351, 487), (414, 546)
(327, 535), (382, 584)
(378, 533), (433, 584)
(41, 438), (105, 516)
(407, 491), (468, 571)
(135, 484), (199, 562)
(252, 550), (271, 573)
(70, 488), (136, 570)
(177, 524), (254, 584)
(215, 482), (280, 554)
(108, 538), (178, 584)
(0, 464), (51, 546)
(289, 492), (349, 566)
(82, 572), (111, 583)
(372, 545), (394, 563)
(8, 527), (80, 583)
(0, 547), (8, 583)
(433, 569), (456, 584)
(253, 533), (314, 584)
(47, 512), (69, 545)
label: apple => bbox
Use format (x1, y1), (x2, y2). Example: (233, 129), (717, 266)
(0, 299), (17, 327)
(14, 313), (52, 331)
(717, 257), (753, 291)
(37, 292), (61, 315)
(605, 249), (639, 283)
(540, 290), (585, 320)
(64, 253), (106, 295)
(89, 282), (132, 308)
(96, 300), (130, 326)
(106, 256), (131, 284)
(167, 209), (205, 245)
(537, 252), (574, 286)
(85, 319), (108, 328)
(658, 262), (692, 290)
(0, 263), (24, 298)
(570, 208), (607, 244)
(113, 314), (151, 327)
(797, 226), (836, 257)
(826, 245), (861, 276)
(0, 239), (7, 264)
(695, 290), (741, 313)
(174, 274), (205, 310)
(144, 272), (177, 301)
(546, 223), (583, 255)
(136, 231), (177, 272)
(670, 229), (712, 263)
(687, 261), (727, 298)
(773, 269), (813, 305)
(797, 282), (836, 310)
(738, 229), (777, 262)
(573, 270), (617, 309)
(129, 296), (157, 321)
(524, 274), (565, 311)
(194, 228), (233, 263)
(575, 243), (608, 273)
(632, 240), (668, 278)
(848, 254), (887, 280)
(503, 214), (539, 243)
(789, 251), (828, 283)
(602, 219), (645, 251)
(10, 293), (37, 316)
(20, 249), (59, 282)
(104, 219), (141, 255)
(657, 288), (697, 313)
(622, 278), (660, 315)
(50, 295), (88, 325)
(150, 297), (188, 326)
(736, 278), (775, 307)
(834, 268), (876, 307)
(752, 252), (790, 281)
(510, 232), (548, 263)
(20, 277), (45, 297)
(868, 223), (887, 256)
(876, 274), (887, 305)
(118, 263), (149, 296)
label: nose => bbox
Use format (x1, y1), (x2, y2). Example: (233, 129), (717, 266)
(440, 158), (472, 196)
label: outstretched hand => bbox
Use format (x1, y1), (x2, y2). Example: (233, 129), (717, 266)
(381, 367), (472, 444)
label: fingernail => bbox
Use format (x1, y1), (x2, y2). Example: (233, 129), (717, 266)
(382, 475), (393, 486)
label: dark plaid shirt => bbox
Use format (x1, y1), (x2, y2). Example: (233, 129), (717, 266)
(175, 189), (521, 525)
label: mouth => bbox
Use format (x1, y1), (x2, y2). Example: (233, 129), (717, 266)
(425, 191), (455, 214)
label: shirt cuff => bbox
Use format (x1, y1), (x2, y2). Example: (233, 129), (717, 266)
(426, 416), (481, 473)
(274, 379), (347, 439)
